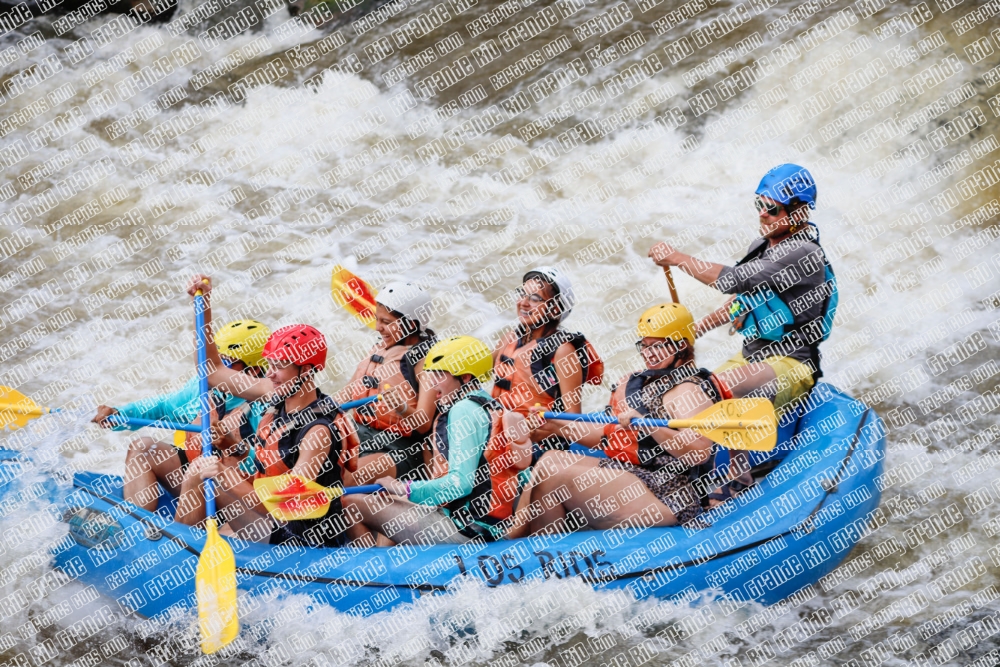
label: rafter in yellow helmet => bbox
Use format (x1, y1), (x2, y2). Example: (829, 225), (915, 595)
(423, 336), (493, 382)
(636, 304), (695, 345)
(214, 320), (271, 368)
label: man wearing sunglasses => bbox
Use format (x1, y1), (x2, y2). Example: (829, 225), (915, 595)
(649, 164), (837, 413)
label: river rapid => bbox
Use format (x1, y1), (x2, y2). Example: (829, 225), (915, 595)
(1, 0), (999, 664)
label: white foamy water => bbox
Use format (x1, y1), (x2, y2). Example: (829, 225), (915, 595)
(1, 0), (999, 663)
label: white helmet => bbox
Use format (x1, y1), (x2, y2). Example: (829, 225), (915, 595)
(377, 281), (433, 326)
(524, 266), (575, 320)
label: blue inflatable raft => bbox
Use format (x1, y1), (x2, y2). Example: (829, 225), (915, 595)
(0, 383), (885, 622)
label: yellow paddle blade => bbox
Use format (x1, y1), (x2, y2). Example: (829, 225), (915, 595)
(174, 430), (187, 449)
(196, 518), (239, 654)
(669, 398), (777, 451)
(253, 475), (339, 521)
(0, 387), (48, 430)
(331, 265), (378, 329)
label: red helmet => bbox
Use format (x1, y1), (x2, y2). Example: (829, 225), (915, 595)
(262, 324), (327, 371)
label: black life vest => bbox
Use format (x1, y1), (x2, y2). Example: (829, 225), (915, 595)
(604, 367), (730, 470)
(252, 390), (360, 547)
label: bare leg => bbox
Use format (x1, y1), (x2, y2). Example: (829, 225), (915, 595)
(176, 461), (274, 542)
(717, 362), (778, 401)
(341, 494), (468, 545)
(526, 452), (581, 533)
(213, 479), (276, 542)
(528, 452), (678, 534)
(346, 516), (377, 547)
(124, 438), (183, 511)
(501, 487), (536, 540)
(353, 453), (398, 485)
(350, 453), (404, 544)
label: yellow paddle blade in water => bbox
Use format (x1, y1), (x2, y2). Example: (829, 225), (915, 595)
(668, 398), (777, 452)
(331, 265), (378, 329)
(253, 475), (341, 521)
(0, 386), (50, 430)
(196, 518), (239, 654)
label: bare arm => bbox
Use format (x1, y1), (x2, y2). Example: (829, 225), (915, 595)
(553, 342), (583, 413)
(643, 383), (714, 465)
(649, 243), (726, 288)
(502, 412), (536, 470)
(410, 357), (437, 435)
(695, 297), (737, 337)
(527, 407), (605, 448)
(187, 275), (274, 401)
(290, 424), (334, 481)
(175, 454), (259, 526)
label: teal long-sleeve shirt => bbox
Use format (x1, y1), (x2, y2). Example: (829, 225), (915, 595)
(407, 390), (492, 507)
(115, 377), (264, 432)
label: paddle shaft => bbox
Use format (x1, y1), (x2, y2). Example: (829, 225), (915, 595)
(663, 266), (679, 303)
(109, 415), (202, 432)
(0, 401), (202, 432)
(542, 411), (766, 430)
(341, 484), (383, 496)
(341, 395), (378, 411)
(194, 292), (219, 521)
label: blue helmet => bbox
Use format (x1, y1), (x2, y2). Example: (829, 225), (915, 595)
(756, 164), (817, 209)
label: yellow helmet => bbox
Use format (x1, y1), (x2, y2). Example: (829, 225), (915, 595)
(423, 336), (493, 382)
(215, 320), (271, 368)
(637, 304), (695, 345)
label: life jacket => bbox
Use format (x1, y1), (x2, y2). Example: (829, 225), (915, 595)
(729, 224), (838, 344)
(603, 366), (731, 469)
(182, 390), (256, 462)
(251, 390), (360, 488)
(492, 329), (604, 415)
(428, 394), (519, 530)
(347, 339), (432, 435)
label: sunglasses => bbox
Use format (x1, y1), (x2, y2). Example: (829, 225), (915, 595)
(755, 196), (784, 217)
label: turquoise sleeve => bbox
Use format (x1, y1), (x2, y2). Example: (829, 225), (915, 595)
(245, 399), (266, 432)
(113, 378), (201, 430)
(407, 397), (491, 507)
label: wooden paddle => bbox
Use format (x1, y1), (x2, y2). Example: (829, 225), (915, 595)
(254, 475), (383, 521)
(331, 265), (378, 329)
(0, 387), (201, 433)
(663, 266), (679, 303)
(192, 290), (239, 654)
(544, 397), (777, 451)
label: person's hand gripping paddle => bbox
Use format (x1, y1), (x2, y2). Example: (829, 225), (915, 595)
(192, 288), (239, 654)
(0, 386), (202, 433)
(544, 397), (777, 451)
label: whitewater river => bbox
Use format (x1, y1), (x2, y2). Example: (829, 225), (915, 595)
(1, 0), (999, 663)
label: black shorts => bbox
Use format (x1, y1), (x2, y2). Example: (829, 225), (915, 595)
(269, 502), (349, 548)
(355, 423), (426, 480)
(177, 448), (189, 471)
(532, 434), (571, 465)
